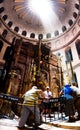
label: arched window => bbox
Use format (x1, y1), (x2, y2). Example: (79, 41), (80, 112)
(75, 40), (80, 59)
(73, 12), (77, 19)
(62, 26), (67, 32)
(0, 40), (3, 52)
(8, 21), (13, 27)
(22, 31), (27, 36)
(65, 47), (73, 63)
(75, 3), (79, 10)
(0, 0), (4, 3)
(38, 34), (43, 39)
(30, 33), (35, 38)
(54, 30), (59, 36)
(2, 29), (8, 38)
(46, 33), (51, 38)
(0, 7), (4, 13)
(68, 19), (73, 26)
(3, 46), (13, 61)
(2, 15), (8, 21)
(14, 26), (19, 32)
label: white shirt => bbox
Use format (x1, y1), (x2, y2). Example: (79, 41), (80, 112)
(43, 90), (52, 103)
(71, 85), (80, 95)
(44, 91), (52, 98)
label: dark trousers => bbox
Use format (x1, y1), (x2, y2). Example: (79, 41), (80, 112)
(65, 99), (75, 116)
(75, 97), (80, 117)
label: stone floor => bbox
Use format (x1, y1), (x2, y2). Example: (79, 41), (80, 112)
(0, 113), (80, 130)
(40, 113), (80, 130)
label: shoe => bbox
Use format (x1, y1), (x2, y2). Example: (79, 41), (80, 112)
(17, 126), (26, 129)
(77, 116), (80, 120)
(35, 123), (41, 126)
(68, 117), (77, 122)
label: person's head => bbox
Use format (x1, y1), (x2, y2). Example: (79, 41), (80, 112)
(72, 82), (78, 87)
(46, 86), (50, 91)
(32, 86), (38, 89)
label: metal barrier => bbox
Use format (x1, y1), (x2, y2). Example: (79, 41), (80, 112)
(0, 93), (66, 124)
(40, 97), (66, 122)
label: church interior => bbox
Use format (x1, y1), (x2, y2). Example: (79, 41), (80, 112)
(0, 0), (80, 129)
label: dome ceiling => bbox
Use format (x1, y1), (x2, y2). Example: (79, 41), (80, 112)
(0, 0), (80, 40)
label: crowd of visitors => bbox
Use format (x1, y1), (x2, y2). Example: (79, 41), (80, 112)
(18, 81), (80, 129)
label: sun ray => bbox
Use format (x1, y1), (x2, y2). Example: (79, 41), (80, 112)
(13, 0), (67, 30)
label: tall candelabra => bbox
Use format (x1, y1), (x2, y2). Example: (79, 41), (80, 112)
(37, 34), (43, 76)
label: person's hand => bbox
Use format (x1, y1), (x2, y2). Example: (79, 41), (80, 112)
(45, 97), (49, 100)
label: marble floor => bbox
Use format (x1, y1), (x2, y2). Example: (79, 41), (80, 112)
(0, 113), (80, 130)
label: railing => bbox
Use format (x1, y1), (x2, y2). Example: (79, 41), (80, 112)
(0, 93), (66, 123)
(0, 93), (23, 103)
(37, 97), (66, 122)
